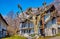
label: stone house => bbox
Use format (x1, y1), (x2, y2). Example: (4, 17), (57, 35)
(53, 0), (60, 33)
(0, 14), (8, 38)
(19, 4), (58, 36)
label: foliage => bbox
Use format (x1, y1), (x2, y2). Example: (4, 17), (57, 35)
(29, 34), (35, 37)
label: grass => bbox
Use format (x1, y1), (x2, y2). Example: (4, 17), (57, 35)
(38, 36), (56, 39)
(2, 35), (27, 39)
(38, 37), (48, 39)
(29, 34), (56, 39)
(2, 33), (60, 39)
(38, 33), (60, 39)
(56, 33), (60, 36)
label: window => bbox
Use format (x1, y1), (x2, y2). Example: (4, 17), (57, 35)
(44, 12), (50, 21)
(29, 30), (31, 33)
(0, 22), (1, 26)
(45, 24), (47, 28)
(52, 17), (56, 24)
(38, 20), (42, 27)
(52, 28), (56, 34)
(24, 30), (25, 33)
(0, 22), (1, 28)
(25, 22), (28, 28)
(44, 11), (50, 20)
(22, 23), (25, 28)
(28, 22), (30, 28)
(30, 22), (34, 28)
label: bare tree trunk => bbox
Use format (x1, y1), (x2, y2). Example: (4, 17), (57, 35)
(41, 16), (45, 37)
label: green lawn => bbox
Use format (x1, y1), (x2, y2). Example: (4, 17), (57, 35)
(38, 33), (60, 39)
(56, 33), (60, 36)
(38, 36), (55, 39)
(2, 33), (60, 39)
(2, 35), (27, 39)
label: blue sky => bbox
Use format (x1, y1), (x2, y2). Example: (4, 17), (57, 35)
(0, 0), (54, 16)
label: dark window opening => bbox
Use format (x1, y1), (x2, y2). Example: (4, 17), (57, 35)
(45, 24), (47, 28)
(50, 5), (55, 12)
(24, 30), (25, 33)
(0, 22), (1, 28)
(38, 20), (42, 27)
(28, 23), (30, 28)
(22, 23), (26, 28)
(52, 17), (56, 24)
(29, 30), (31, 33)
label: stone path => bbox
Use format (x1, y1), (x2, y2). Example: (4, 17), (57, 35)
(49, 36), (60, 39)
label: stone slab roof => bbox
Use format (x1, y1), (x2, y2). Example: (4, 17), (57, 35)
(0, 13), (8, 25)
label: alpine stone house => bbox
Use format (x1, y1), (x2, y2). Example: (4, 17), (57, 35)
(54, 0), (60, 33)
(19, 4), (59, 36)
(0, 13), (8, 37)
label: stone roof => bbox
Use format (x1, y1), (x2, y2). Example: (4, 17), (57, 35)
(19, 4), (56, 23)
(0, 13), (8, 25)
